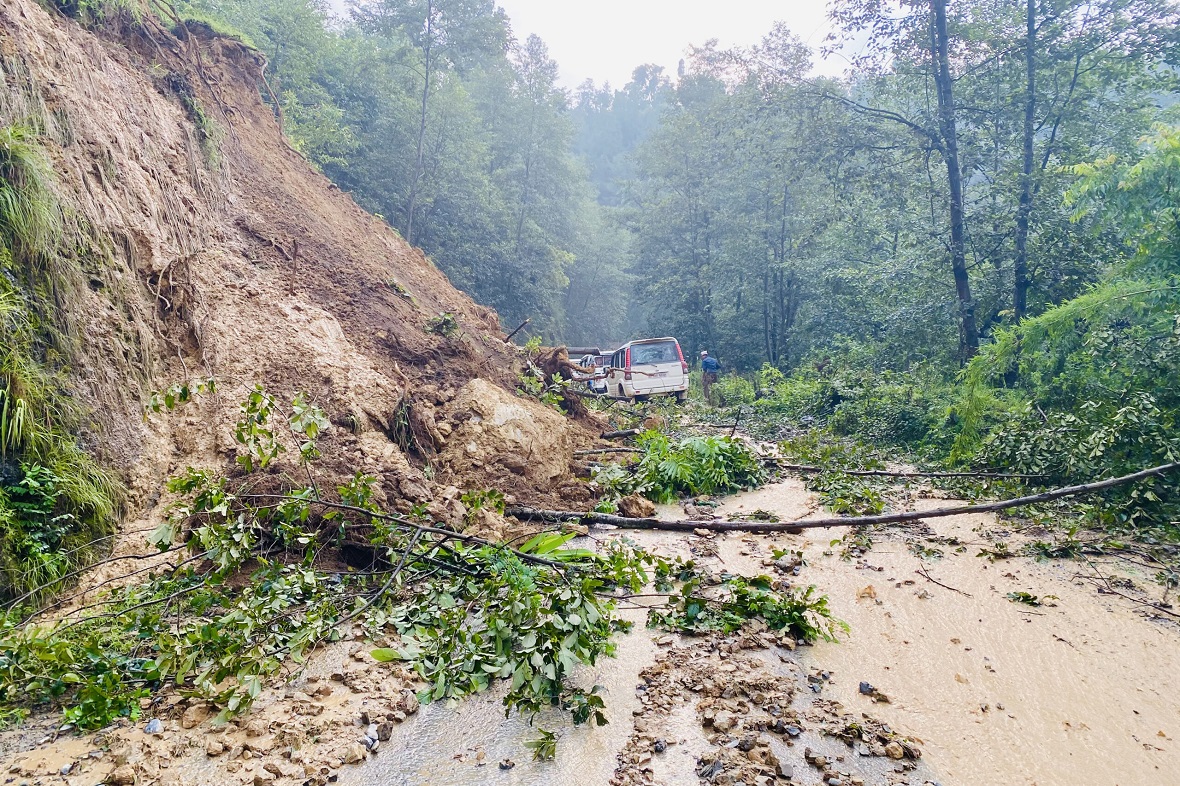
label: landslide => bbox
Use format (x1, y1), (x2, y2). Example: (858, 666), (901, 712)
(0, 0), (596, 533)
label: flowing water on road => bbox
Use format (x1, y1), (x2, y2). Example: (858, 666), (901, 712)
(344, 477), (1180, 786)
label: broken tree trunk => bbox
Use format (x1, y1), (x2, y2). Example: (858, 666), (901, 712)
(574, 447), (644, 456)
(766, 462), (1045, 480)
(601, 428), (640, 440)
(508, 461), (1180, 534)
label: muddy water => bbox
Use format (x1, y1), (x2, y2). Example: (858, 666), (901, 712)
(328, 478), (1179, 786)
(714, 483), (1180, 786)
(336, 608), (675, 786)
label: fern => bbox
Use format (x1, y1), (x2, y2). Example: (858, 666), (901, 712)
(593, 431), (766, 504)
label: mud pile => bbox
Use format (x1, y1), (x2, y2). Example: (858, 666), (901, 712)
(0, 0), (595, 520)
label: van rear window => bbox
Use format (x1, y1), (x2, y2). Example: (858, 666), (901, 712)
(630, 341), (679, 365)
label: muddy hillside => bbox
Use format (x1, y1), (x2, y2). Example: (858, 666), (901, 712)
(0, 0), (593, 516)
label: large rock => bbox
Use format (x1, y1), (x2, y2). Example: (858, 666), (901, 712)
(437, 379), (579, 490)
(618, 494), (656, 518)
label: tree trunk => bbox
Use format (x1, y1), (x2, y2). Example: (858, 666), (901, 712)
(1013, 0), (1036, 322)
(405, 1), (433, 246)
(931, 0), (979, 360)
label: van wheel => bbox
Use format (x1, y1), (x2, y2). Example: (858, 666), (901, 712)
(617, 385), (626, 400)
(675, 390), (687, 404)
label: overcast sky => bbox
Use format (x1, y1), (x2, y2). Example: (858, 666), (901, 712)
(495, 0), (847, 89)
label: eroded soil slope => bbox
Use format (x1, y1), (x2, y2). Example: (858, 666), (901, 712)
(0, 0), (594, 519)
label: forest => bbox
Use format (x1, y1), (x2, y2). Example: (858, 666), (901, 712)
(177, 0), (1180, 522)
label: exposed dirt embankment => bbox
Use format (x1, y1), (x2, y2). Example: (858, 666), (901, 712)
(0, 0), (595, 519)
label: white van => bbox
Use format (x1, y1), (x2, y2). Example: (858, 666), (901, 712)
(578, 353), (610, 395)
(604, 338), (689, 402)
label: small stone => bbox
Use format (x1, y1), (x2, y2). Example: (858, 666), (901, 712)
(205, 740), (225, 757)
(884, 742), (905, 760)
(181, 703), (211, 729)
(858, 682), (875, 695)
(144, 718), (164, 735)
(365, 724), (379, 741)
(376, 722), (394, 741)
(737, 736), (758, 752)
(713, 712), (738, 731)
(785, 725), (801, 737)
(776, 762), (794, 780)
(59, 764), (72, 776)
(343, 744), (366, 765)
(499, 759), (516, 770)
(654, 738), (667, 753)
(245, 719), (267, 737)
(109, 765), (137, 785)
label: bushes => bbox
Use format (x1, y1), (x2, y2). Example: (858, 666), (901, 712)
(0, 124), (121, 601)
(593, 432), (766, 504)
(736, 362), (953, 453)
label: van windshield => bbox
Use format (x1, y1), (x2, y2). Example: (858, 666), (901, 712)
(630, 341), (679, 365)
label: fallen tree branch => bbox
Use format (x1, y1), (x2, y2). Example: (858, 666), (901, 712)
(504, 318), (531, 342)
(574, 447), (644, 456)
(915, 567), (972, 597)
(601, 428), (640, 440)
(766, 462), (1046, 480)
(508, 461), (1180, 534)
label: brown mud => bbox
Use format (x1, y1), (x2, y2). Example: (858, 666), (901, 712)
(3, 474), (1178, 785)
(2, 2), (1178, 784)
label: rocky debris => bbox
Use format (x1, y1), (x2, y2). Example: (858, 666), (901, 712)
(0, 641), (424, 786)
(618, 494), (657, 519)
(683, 502), (717, 520)
(109, 764), (137, 784)
(181, 703), (212, 730)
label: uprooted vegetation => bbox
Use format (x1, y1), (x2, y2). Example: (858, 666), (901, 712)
(591, 431), (767, 510)
(0, 388), (844, 734)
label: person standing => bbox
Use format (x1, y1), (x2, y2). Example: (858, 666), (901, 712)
(700, 350), (720, 404)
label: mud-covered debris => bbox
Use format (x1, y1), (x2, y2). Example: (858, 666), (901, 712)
(619, 494), (657, 518)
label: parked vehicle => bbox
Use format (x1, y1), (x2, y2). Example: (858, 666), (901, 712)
(578, 353), (610, 395)
(604, 338), (688, 402)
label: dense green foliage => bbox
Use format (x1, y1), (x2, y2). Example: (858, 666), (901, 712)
(592, 431), (766, 506)
(649, 575), (847, 643)
(0, 390), (836, 731)
(0, 124), (120, 601)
